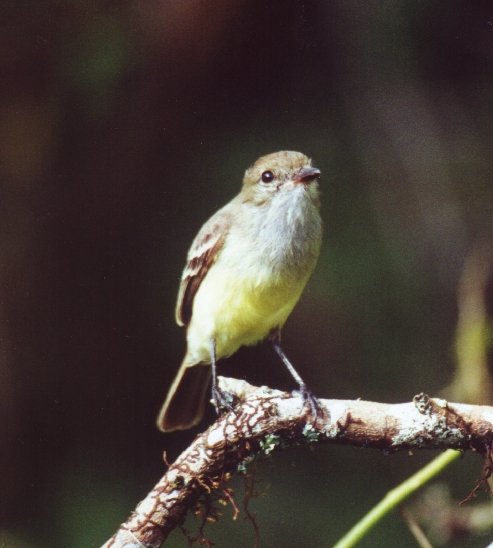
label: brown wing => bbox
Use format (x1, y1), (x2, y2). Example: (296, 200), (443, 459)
(175, 209), (230, 326)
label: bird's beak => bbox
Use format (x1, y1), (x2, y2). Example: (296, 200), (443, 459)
(293, 166), (321, 185)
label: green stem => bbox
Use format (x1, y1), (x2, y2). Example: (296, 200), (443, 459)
(334, 449), (461, 547)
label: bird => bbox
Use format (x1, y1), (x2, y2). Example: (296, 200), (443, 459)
(157, 150), (323, 432)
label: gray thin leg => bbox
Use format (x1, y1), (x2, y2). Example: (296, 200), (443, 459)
(270, 332), (323, 421)
(209, 338), (234, 414)
(271, 339), (306, 389)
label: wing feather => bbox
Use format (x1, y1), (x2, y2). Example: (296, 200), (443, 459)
(175, 210), (230, 326)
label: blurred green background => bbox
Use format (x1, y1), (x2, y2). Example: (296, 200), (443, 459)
(1, 1), (493, 546)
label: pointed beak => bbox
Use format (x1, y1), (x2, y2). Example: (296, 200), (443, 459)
(293, 166), (321, 185)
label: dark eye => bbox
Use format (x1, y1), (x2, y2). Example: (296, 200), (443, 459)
(261, 170), (274, 183)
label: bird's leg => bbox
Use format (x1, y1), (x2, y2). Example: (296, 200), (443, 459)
(209, 338), (234, 415)
(269, 329), (324, 422)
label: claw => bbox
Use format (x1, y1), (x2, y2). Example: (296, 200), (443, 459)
(211, 385), (235, 415)
(299, 384), (325, 424)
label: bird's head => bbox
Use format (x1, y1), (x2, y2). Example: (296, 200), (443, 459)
(241, 150), (321, 205)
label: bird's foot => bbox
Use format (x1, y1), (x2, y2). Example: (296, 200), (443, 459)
(211, 385), (236, 416)
(297, 384), (325, 425)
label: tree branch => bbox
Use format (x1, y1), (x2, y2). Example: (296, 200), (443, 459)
(102, 377), (493, 548)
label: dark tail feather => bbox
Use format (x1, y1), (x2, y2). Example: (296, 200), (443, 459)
(156, 362), (211, 432)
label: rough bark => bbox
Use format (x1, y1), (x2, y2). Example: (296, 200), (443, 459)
(102, 377), (493, 548)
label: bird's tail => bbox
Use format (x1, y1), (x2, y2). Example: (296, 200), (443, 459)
(156, 359), (211, 432)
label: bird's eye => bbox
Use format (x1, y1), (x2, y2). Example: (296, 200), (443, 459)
(261, 170), (274, 183)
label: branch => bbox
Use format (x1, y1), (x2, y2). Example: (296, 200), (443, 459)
(102, 377), (493, 548)
(334, 449), (461, 547)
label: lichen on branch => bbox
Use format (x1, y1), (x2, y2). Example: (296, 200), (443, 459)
(103, 377), (493, 548)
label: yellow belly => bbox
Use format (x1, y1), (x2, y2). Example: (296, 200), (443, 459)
(185, 262), (309, 364)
